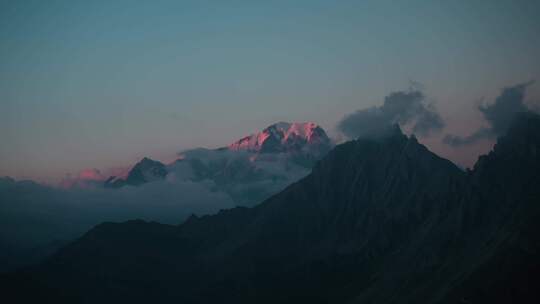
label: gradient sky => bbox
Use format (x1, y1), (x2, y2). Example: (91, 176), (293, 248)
(1, 0), (539, 182)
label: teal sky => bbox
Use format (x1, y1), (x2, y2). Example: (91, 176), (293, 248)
(1, 0), (539, 181)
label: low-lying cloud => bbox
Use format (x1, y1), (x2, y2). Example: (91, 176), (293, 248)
(338, 89), (445, 139)
(444, 82), (535, 147)
(0, 176), (236, 271)
(0, 147), (314, 270)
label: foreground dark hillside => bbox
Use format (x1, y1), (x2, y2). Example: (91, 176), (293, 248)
(3, 114), (540, 304)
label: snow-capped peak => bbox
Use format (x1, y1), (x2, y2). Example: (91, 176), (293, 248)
(228, 122), (331, 154)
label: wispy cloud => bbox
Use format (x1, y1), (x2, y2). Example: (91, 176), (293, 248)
(337, 88), (445, 139)
(444, 82), (536, 147)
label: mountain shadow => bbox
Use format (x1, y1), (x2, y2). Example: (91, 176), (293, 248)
(3, 113), (540, 304)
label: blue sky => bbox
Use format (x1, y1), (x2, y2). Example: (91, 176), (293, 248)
(1, 0), (539, 181)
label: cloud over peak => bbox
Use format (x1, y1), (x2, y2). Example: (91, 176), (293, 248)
(338, 88), (445, 139)
(444, 82), (536, 147)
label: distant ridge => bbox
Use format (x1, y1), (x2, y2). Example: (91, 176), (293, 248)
(6, 113), (540, 303)
(104, 122), (332, 192)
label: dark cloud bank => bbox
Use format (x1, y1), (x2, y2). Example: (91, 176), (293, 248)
(444, 82), (536, 147)
(338, 88), (445, 139)
(338, 83), (538, 150)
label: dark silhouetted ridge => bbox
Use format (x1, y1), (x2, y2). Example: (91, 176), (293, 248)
(104, 157), (167, 188)
(4, 116), (540, 304)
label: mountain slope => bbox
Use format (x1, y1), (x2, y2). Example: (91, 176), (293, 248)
(0, 122), (332, 272)
(103, 157), (167, 188)
(102, 122), (332, 206)
(5, 114), (540, 304)
(228, 121), (331, 155)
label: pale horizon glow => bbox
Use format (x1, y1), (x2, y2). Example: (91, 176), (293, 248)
(1, 0), (539, 182)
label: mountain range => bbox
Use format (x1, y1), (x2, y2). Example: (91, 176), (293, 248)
(3, 113), (539, 303)
(102, 121), (332, 205)
(0, 122), (332, 271)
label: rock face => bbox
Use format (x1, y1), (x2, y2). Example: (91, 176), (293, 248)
(124, 157), (168, 186)
(228, 121), (332, 156)
(5, 114), (540, 304)
(104, 157), (167, 188)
